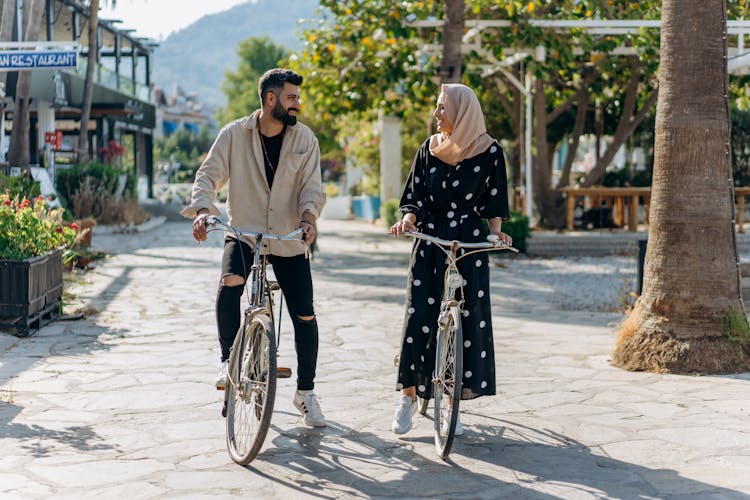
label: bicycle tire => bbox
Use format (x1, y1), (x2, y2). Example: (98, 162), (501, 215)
(225, 314), (277, 465)
(433, 306), (462, 460)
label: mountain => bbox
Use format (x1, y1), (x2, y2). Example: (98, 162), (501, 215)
(151, 0), (319, 111)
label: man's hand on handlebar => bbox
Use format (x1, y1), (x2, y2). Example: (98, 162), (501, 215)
(297, 220), (316, 245)
(192, 211), (211, 242)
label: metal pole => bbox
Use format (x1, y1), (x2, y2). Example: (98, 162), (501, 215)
(525, 71), (533, 221)
(15, 0), (23, 41)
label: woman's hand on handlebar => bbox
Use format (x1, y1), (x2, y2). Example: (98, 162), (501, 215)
(390, 214), (417, 237)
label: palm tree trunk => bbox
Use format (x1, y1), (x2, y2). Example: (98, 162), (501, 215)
(613, 0), (750, 373)
(77, 0), (100, 163)
(7, 0), (44, 170)
(440, 0), (463, 84)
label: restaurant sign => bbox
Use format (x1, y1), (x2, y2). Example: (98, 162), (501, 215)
(0, 50), (78, 71)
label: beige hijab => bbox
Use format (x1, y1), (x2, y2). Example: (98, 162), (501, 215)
(429, 84), (495, 166)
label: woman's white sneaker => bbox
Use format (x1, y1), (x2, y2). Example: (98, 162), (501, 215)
(392, 395), (418, 434)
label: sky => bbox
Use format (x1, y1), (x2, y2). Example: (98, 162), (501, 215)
(99, 0), (252, 41)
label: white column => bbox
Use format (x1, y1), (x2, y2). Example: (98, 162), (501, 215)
(525, 71), (533, 221)
(36, 100), (55, 151)
(379, 112), (402, 204)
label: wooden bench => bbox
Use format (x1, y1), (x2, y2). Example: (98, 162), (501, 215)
(560, 187), (651, 232)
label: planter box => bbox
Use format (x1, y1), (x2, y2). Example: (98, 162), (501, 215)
(0, 250), (63, 337)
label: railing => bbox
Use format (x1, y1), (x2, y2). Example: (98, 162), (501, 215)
(68, 58), (150, 102)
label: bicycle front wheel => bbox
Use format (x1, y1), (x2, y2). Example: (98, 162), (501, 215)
(433, 306), (462, 460)
(225, 314), (277, 465)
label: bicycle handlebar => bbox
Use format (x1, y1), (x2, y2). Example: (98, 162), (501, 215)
(404, 230), (519, 253)
(205, 215), (305, 242)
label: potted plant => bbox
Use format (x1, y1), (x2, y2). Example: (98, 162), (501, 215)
(0, 192), (76, 336)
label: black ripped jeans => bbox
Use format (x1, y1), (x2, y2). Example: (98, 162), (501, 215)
(216, 236), (318, 390)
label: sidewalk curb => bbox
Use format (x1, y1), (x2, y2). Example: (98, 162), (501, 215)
(93, 215), (168, 235)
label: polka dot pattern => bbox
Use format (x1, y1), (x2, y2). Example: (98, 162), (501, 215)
(394, 140), (505, 399)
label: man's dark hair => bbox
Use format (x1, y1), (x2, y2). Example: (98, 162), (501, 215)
(258, 68), (303, 104)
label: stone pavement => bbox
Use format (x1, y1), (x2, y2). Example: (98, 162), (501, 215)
(1, 217), (749, 499)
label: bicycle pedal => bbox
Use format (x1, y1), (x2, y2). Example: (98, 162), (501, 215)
(277, 367), (293, 378)
(221, 401), (227, 418)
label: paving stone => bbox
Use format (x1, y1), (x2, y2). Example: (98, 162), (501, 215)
(0, 218), (748, 498)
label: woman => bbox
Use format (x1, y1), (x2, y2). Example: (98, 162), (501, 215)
(390, 83), (511, 435)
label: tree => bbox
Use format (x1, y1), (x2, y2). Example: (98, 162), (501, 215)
(217, 36), (288, 125)
(7, 0), (45, 170)
(440, 0), (464, 84)
(291, 1), (439, 186)
(78, 1), (120, 163)
(0, 0), (15, 100)
(467, 0), (661, 227)
(77, 0), (101, 162)
(297, 1), (665, 223)
(612, 0), (750, 373)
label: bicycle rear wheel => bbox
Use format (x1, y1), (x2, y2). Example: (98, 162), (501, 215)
(225, 314), (277, 464)
(433, 306), (462, 460)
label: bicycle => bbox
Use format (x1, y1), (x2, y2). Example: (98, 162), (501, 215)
(404, 230), (517, 460)
(205, 215), (305, 465)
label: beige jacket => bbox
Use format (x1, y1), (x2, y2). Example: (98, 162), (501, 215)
(180, 110), (325, 256)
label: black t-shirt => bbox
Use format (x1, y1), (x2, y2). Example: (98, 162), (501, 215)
(261, 131), (283, 188)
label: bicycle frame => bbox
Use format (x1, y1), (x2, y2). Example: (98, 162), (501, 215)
(407, 230), (517, 320)
(206, 215), (305, 464)
(206, 216), (304, 387)
(404, 229), (516, 459)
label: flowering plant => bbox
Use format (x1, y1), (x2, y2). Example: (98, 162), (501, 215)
(0, 191), (76, 260)
(99, 140), (126, 165)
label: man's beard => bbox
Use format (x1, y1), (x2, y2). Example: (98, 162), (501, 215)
(272, 100), (297, 126)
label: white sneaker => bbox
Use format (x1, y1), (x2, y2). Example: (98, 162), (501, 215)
(441, 411), (464, 436)
(215, 360), (228, 390)
(293, 390), (327, 427)
(392, 395), (417, 434)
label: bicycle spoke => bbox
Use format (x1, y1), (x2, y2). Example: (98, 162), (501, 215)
(226, 318), (277, 464)
(433, 308), (462, 460)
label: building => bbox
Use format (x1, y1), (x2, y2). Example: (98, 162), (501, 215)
(153, 84), (212, 140)
(0, 0), (157, 197)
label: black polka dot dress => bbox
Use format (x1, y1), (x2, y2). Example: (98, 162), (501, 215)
(396, 139), (510, 400)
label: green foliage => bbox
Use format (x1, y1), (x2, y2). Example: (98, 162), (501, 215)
(217, 37), (288, 125)
(0, 193), (75, 260)
(56, 162), (134, 206)
(380, 198), (401, 227)
(324, 181), (340, 198)
(723, 307), (750, 346)
(481, 210), (531, 254)
(0, 173), (41, 200)
(294, 1), (438, 117)
(294, 0), (667, 207)
(55, 162), (137, 222)
(154, 126), (214, 176)
(501, 211), (532, 254)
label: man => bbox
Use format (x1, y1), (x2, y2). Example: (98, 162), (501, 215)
(181, 68), (326, 427)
